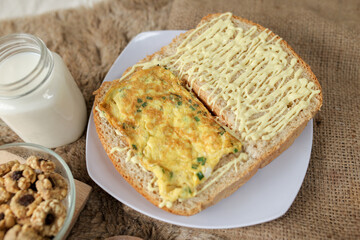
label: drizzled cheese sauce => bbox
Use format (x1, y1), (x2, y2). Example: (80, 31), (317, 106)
(121, 12), (320, 141)
(197, 152), (248, 195)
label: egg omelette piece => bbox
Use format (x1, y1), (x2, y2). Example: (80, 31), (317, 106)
(99, 66), (242, 204)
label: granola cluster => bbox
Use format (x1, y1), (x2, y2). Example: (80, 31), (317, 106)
(0, 156), (68, 240)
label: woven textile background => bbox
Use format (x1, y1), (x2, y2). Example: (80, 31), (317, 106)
(0, 0), (359, 239)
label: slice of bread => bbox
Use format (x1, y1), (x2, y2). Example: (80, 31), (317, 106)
(93, 13), (322, 216)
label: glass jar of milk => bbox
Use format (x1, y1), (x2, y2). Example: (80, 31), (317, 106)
(0, 33), (87, 148)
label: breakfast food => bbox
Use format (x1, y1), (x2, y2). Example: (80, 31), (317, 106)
(3, 224), (42, 240)
(10, 189), (43, 219)
(0, 188), (11, 204)
(93, 12), (322, 215)
(0, 205), (15, 229)
(31, 199), (66, 237)
(36, 173), (68, 200)
(99, 66), (244, 204)
(0, 161), (18, 177)
(0, 156), (68, 239)
(4, 164), (36, 194)
(26, 157), (55, 173)
(0, 34), (88, 149)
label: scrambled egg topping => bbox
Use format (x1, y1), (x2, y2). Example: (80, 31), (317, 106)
(99, 66), (242, 204)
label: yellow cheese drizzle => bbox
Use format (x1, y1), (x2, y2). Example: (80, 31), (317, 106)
(159, 199), (173, 209)
(147, 177), (157, 192)
(119, 12), (320, 141)
(197, 152), (248, 195)
(95, 106), (106, 119)
(110, 146), (128, 154)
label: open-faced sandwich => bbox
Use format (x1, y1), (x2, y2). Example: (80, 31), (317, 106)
(93, 12), (322, 216)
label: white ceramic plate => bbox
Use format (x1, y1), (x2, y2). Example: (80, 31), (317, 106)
(85, 30), (313, 229)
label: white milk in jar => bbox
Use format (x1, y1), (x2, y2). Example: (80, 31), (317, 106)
(0, 33), (87, 148)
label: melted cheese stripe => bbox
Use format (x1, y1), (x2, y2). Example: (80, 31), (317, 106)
(111, 146), (148, 172)
(95, 106), (107, 119)
(110, 146), (128, 154)
(197, 152), (248, 195)
(119, 12), (320, 141)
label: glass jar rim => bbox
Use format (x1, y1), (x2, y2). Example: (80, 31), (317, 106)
(0, 33), (54, 100)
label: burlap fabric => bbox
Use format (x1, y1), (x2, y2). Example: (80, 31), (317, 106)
(0, 0), (358, 239)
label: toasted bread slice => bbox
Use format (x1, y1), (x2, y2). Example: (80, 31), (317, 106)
(93, 13), (322, 216)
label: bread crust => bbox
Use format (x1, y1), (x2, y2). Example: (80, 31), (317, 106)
(93, 13), (322, 216)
